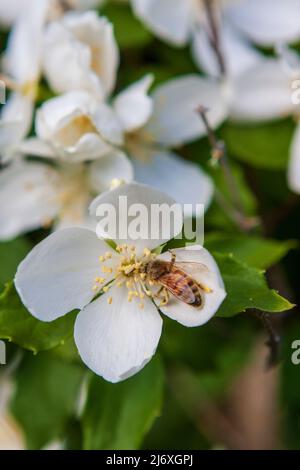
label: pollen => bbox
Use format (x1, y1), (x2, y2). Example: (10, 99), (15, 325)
(107, 296), (113, 305)
(103, 286), (110, 293)
(102, 266), (113, 273)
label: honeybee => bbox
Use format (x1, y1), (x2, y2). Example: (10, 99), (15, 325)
(143, 252), (212, 308)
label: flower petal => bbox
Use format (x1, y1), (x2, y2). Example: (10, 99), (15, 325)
(157, 246), (226, 327)
(0, 160), (59, 240)
(74, 285), (162, 382)
(0, 93), (33, 160)
(4, 0), (47, 83)
(43, 11), (119, 98)
(89, 150), (134, 193)
(146, 75), (229, 146)
(226, 0), (300, 46)
(90, 182), (183, 253)
(15, 227), (117, 321)
(288, 124), (300, 193)
(132, 151), (214, 213)
(192, 21), (262, 79)
(230, 59), (294, 121)
(113, 75), (154, 132)
(131, 0), (194, 46)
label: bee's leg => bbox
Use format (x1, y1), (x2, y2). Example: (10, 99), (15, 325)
(197, 282), (213, 293)
(168, 250), (176, 271)
(159, 288), (170, 307)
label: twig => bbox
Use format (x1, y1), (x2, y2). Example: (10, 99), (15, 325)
(250, 311), (281, 369)
(202, 0), (226, 77)
(197, 106), (258, 232)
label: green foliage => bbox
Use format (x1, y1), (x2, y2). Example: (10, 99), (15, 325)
(221, 119), (295, 170)
(214, 253), (294, 317)
(11, 352), (83, 449)
(0, 238), (31, 289)
(205, 233), (296, 269)
(0, 283), (76, 353)
(82, 356), (164, 450)
(101, 3), (152, 48)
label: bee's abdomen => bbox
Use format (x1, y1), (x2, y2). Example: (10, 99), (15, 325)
(161, 269), (203, 307)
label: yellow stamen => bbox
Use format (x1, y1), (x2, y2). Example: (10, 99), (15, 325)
(103, 286), (110, 293)
(107, 296), (113, 305)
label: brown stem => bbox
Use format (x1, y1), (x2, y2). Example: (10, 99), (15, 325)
(202, 0), (226, 76)
(197, 106), (257, 232)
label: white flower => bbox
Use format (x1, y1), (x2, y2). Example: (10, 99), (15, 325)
(43, 10), (119, 99)
(227, 52), (300, 195)
(15, 183), (226, 383)
(0, 0), (104, 26)
(0, 151), (133, 240)
(114, 74), (229, 212)
(20, 90), (124, 162)
(131, 0), (300, 79)
(0, 0), (48, 162)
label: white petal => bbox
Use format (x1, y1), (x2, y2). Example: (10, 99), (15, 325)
(0, 160), (59, 240)
(15, 227), (118, 321)
(36, 91), (120, 160)
(89, 150), (134, 193)
(131, 0), (194, 46)
(113, 75), (154, 132)
(230, 59), (294, 121)
(43, 11), (119, 98)
(90, 182), (183, 253)
(288, 124), (300, 193)
(92, 102), (124, 147)
(146, 75), (229, 146)
(0, 0), (29, 26)
(226, 0), (300, 46)
(74, 285), (162, 382)
(63, 11), (119, 96)
(0, 93), (33, 159)
(17, 138), (56, 158)
(157, 246), (226, 327)
(4, 0), (48, 83)
(192, 21), (263, 79)
(133, 151), (214, 213)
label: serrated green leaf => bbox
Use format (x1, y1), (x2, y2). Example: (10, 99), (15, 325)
(214, 253), (294, 317)
(11, 352), (83, 449)
(0, 237), (31, 288)
(205, 233), (296, 269)
(221, 119), (295, 170)
(101, 3), (152, 48)
(82, 356), (164, 450)
(0, 283), (76, 353)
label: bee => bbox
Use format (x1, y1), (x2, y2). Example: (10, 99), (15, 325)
(142, 252), (212, 308)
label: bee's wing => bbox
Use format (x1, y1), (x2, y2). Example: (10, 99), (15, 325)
(174, 261), (209, 275)
(159, 272), (196, 304)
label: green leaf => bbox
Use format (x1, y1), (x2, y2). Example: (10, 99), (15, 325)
(82, 356), (164, 450)
(0, 283), (76, 353)
(101, 3), (152, 48)
(221, 119), (295, 170)
(214, 253), (294, 317)
(0, 237), (31, 289)
(205, 233), (296, 269)
(11, 352), (83, 449)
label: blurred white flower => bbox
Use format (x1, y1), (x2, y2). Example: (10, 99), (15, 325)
(0, 0), (48, 162)
(43, 10), (119, 99)
(0, 0), (104, 26)
(114, 74), (229, 212)
(227, 51), (300, 195)
(0, 151), (133, 240)
(20, 90), (124, 162)
(15, 183), (226, 383)
(131, 0), (300, 78)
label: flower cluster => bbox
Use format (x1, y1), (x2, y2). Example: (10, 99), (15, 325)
(0, 0), (298, 385)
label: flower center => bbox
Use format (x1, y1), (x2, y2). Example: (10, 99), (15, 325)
(92, 245), (167, 309)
